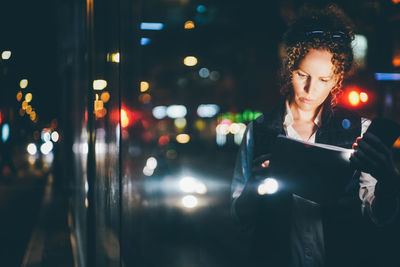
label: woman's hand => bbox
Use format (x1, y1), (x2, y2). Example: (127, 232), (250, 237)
(350, 132), (400, 198)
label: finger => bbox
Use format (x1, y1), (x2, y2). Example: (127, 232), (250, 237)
(261, 160), (270, 168)
(362, 132), (391, 155)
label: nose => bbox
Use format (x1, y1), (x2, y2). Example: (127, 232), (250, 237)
(303, 77), (316, 94)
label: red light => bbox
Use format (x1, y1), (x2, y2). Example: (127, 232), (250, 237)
(0, 111), (2, 124)
(121, 109), (130, 128)
(158, 135), (170, 146)
(348, 91), (360, 106)
(360, 92), (368, 103)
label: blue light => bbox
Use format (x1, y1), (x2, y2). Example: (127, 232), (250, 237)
(140, 22), (164, 31)
(2, 123), (10, 143)
(374, 73), (400, 81)
(342, 119), (351, 130)
(197, 5), (207, 13)
(140, 38), (151, 46)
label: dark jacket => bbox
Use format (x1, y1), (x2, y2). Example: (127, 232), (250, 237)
(231, 100), (379, 267)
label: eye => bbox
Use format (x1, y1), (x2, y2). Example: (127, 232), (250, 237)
(320, 78), (330, 83)
(297, 72), (307, 78)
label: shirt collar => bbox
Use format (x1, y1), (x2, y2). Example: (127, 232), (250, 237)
(283, 99), (323, 128)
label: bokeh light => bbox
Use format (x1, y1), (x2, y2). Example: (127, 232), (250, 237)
(100, 92), (110, 103)
(93, 79), (107, 90)
(140, 81), (150, 92)
(20, 79), (28, 89)
(25, 93), (32, 103)
(176, 134), (190, 144)
(184, 56), (198, 66)
(257, 178), (279, 195)
(16, 91), (23, 102)
(1, 51), (11, 60)
(184, 20), (195, 29)
(348, 91), (360, 106)
(360, 92), (368, 103)
(27, 143), (37, 155)
(182, 195), (198, 209)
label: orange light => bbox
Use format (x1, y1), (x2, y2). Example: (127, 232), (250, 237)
(393, 56), (400, 67)
(392, 0), (400, 4)
(394, 137), (400, 148)
(359, 92), (368, 103)
(121, 109), (130, 128)
(184, 20), (195, 29)
(348, 91), (360, 106)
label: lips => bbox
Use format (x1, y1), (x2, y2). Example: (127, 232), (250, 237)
(299, 97), (314, 103)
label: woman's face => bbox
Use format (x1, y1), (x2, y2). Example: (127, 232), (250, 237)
(291, 49), (338, 112)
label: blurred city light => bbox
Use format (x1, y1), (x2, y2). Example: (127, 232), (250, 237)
(40, 141), (54, 155)
(26, 105), (32, 115)
(167, 105), (187, 118)
(158, 135), (170, 146)
(1, 51), (11, 60)
(184, 20), (195, 29)
(174, 118), (187, 129)
(111, 52), (120, 63)
(1, 124), (10, 143)
(27, 143), (37, 155)
(197, 104), (219, 118)
(140, 38), (151, 46)
(140, 22), (164, 30)
(183, 56), (198, 66)
(182, 195), (198, 209)
(30, 111), (37, 122)
(146, 157), (157, 170)
(139, 93), (151, 104)
(100, 92), (110, 103)
(197, 5), (207, 13)
(16, 91), (23, 102)
(176, 134), (190, 144)
(121, 109), (130, 128)
(51, 131), (59, 142)
(93, 79), (107, 90)
(393, 56), (400, 67)
(216, 123), (230, 135)
(257, 178), (279, 195)
(20, 79), (28, 89)
(194, 119), (206, 131)
(209, 71), (220, 81)
(199, 68), (210, 78)
(179, 177), (207, 194)
(352, 34), (368, 67)
(25, 93), (32, 103)
(22, 101), (28, 110)
(143, 166), (154, 176)
(348, 91), (360, 106)
(375, 73), (400, 81)
(360, 92), (368, 103)
(19, 108), (25, 116)
(393, 0), (400, 4)
(42, 131), (51, 142)
(140, 81), (150, 92)
(152, 106), (167, 119)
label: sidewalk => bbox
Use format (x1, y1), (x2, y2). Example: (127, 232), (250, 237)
(22, 173), (74, 267)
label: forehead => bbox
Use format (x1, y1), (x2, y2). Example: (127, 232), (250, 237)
(298, 49), (335, 76)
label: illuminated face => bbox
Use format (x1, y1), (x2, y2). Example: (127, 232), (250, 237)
(291, 49), (338, 112)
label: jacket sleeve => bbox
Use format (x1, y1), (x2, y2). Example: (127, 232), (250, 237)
(359, 118), (400, 226)
(231, 122), (254, 223)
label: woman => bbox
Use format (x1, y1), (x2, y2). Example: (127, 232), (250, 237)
(231, 5), (400, 267)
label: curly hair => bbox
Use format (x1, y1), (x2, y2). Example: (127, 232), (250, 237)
(280, 4), (355, 107)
